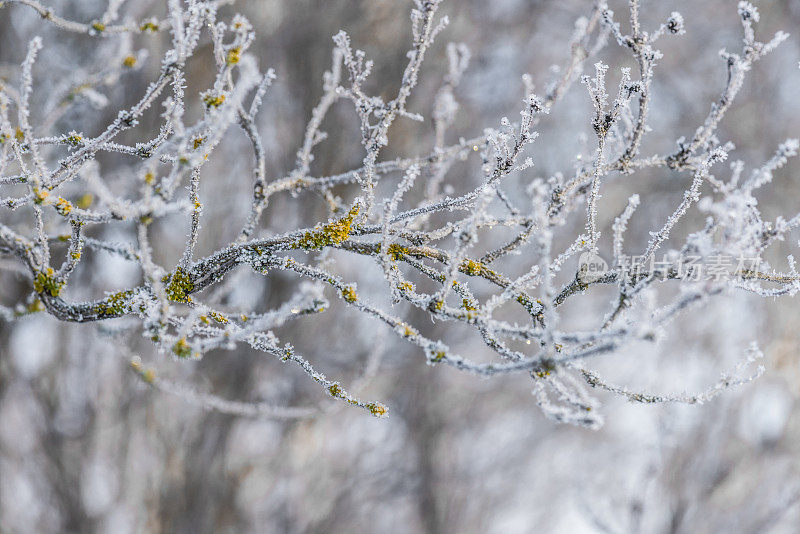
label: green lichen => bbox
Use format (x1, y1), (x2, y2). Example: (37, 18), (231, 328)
(91, 21), (105, 32)
(163, 268), (194, 302)
(296, 205), (359, 250)
(62, 84), (90, 105)
(140, 21), (159, 32)
(95, 290), (134, 317)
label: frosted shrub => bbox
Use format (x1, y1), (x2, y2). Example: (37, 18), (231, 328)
(1, 0), (797, 428)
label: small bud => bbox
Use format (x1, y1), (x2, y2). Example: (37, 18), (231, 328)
(737, 1), (759, 22)
(666, 12), (685, 35)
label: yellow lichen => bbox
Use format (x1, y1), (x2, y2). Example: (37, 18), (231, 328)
(461, 259), (483, 276)
(131, 358), (156, 383)
(33, 188), (48, 205)
(366, 403), (388, 417)
(27, 298), (45, 313)
(123, 55), (137, 67)
(296, 204), (359, 250)
(341, 286), (358, 303)
(209, 311), (229, 324)
(192, 137), (203, 150)
(91, 22), (105, 32)
(140, 21), (159, 32)
(398, 281), (414, 292)
(203, 93), (226, 109)
(328, 383), (343, 398)
(516, 294), (537, 313)
(54, 197), (73, 215)
(172, 338), (191, 358)
(226, 47), (241, 65)
(399, 323), (416, 337)
(33, 267), (64, 297)
(385, 243), (408, 261)
(64, 133), (82, 146)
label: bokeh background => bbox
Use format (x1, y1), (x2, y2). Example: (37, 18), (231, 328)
(1, 0), (800, 532)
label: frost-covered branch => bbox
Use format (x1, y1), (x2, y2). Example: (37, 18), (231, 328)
(1, 0), (797, 428)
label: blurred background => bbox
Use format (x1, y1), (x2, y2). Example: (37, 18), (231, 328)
(1, 0), (800, 532)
